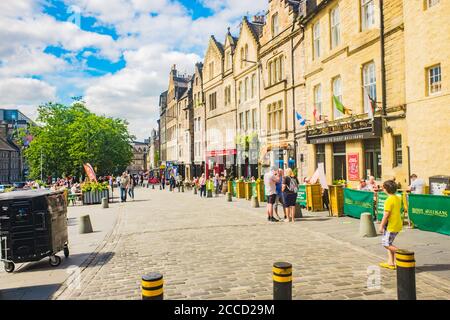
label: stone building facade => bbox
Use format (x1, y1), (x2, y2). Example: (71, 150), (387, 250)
(157, 0), (449, 188)
(234, 17), (263, 178)
(258, 0), (306, 180)
(302, 0), (408, 188)
(403, 0), (450, 183)
(203, 35), (237, 177)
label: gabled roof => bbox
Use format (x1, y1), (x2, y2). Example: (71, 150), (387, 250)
(0, 137), (18, 152)
(209, 35), (224, 56)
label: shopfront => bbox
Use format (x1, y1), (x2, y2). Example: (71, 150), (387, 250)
(206, 149), (237, 178)
(306, 117), (382, 187)
(260, 142), (296, 175)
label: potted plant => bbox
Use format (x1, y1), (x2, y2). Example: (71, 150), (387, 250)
(82, 181), (109, 205)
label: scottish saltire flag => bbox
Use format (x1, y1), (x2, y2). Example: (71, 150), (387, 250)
(296, 112), (306, 126)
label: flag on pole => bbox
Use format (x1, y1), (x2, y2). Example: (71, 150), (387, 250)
(313, 107), (321, 122)
(295, 112), (306, 126)
(333, 96), (352, 115)
(364, 88), (377, 120)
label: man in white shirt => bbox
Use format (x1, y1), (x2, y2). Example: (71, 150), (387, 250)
(264, 166), (280, 222)
(409, 174), (425, 194)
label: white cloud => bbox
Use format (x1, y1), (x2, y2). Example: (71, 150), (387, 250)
(84, 45), (200, 140)
(0, 78), (57, 106)
(0, 0), (269, 140)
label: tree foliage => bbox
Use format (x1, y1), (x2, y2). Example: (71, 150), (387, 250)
(22, 102), (134, 179)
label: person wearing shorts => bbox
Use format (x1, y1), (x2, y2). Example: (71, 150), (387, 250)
(379, 180), (403, 270)
(264, 167), (280, 222)
(282, 168), (298, 222)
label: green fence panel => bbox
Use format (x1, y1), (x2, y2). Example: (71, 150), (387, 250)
(251, 182), (257, 198)
(297, 185), (307, 206)
(409, 194), (450, 236)
(377, 192), (404, 221)
(344, 188), (374, 219)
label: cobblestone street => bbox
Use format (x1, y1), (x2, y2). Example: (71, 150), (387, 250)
(54, 187), (450, 300)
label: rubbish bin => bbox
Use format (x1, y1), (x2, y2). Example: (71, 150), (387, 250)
(0, 190), (69, 273)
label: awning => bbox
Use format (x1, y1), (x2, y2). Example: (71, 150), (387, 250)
(206, 149), (237, 157)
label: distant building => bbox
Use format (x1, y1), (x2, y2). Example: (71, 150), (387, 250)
(127, 141), (148, 175)
(0, 109), (36, 182)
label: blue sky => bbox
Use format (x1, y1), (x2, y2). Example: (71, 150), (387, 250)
(0, 0), (268, 139)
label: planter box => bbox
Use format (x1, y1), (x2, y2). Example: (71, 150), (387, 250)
(256, 181), (265, 203)
(306, 184), (323, 212)
(236, 181), (246, 199)
(245, 182), (252, 200)
(329, 185), (344, 217)
(83, 190), (109, 205)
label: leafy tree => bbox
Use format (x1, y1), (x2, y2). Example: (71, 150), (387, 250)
(23, 102), (134, 179)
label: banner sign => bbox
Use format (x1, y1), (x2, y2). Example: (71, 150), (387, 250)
(344, 188), (374, 219)
(232, 181), (237, 197)
(83, 163), (97, 182)
(408, 194), (450, 236)
(297, 185), (307, 206)
(347, 153), (360, 181)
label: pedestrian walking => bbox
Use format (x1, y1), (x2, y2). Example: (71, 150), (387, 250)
(282, 168), (299, 223)
(161, 175), (166, 190)
(128, 175), (135, 200)
(199, 173), (207, 197)
(264, 166), (280, 222)
(213, 174), (220, 197)
(274, 169), (286, 220)
(119, 172), (130, 202)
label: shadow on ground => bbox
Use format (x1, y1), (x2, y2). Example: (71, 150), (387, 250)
(7, 252), (115, 274)
(0, 284), (61, 300)
(417, 264), (450, 273)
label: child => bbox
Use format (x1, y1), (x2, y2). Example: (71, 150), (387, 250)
(379, 180), (403, 270)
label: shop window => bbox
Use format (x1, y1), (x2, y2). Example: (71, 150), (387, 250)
(364, 139), (382, 179)
(333, 143), (346, 181)
(394, 135), (402, 167)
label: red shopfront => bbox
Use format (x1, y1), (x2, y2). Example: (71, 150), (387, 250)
(206, 149), (237, 177)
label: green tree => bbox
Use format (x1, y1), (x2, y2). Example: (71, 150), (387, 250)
(23, 102), (134, 179)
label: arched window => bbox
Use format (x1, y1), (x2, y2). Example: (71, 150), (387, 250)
(245, 77), (249, 102)
(240, 48), (245, 68)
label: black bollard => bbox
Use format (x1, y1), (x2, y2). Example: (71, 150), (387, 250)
(396, 249), (416, 300)
(142, 273), (164, 300)
(273, 262), (292, 300)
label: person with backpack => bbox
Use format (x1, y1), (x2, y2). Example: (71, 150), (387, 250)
(282, 168), (299, 222)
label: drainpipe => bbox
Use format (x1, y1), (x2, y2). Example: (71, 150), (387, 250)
(379, 0), (387, 117)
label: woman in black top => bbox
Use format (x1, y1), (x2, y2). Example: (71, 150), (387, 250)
(282, 168), (299, 222)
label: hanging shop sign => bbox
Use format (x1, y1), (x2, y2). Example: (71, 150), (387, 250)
(347, 153), (360, 181)
(306, 117), (382, 144)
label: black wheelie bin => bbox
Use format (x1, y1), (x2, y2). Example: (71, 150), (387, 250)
(0, 189), (69, 273)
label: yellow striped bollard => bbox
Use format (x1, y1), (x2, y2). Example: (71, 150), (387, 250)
(273, 262), (292, 300)
(142, 273), (164, 300)
(396, 250), (416, 300)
